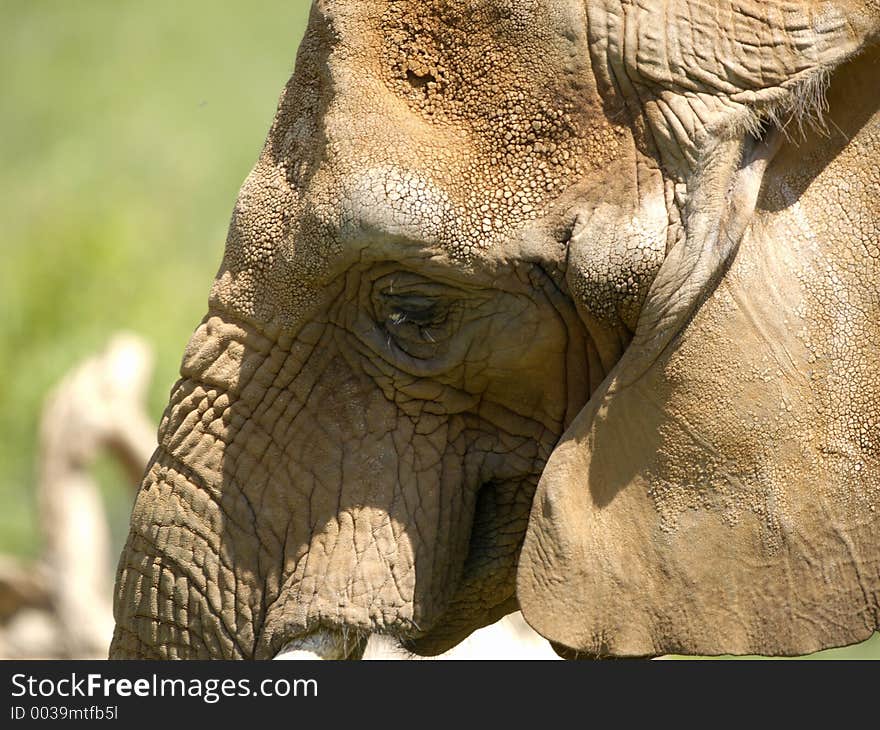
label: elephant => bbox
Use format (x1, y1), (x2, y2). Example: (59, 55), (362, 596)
(110, 0), (880, 659)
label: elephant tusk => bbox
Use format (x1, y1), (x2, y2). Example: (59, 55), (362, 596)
(273, 629), (365, 660)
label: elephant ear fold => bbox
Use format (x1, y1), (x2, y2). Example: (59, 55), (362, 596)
(517, 135), (880, 656)
(517, 32), (880, 658)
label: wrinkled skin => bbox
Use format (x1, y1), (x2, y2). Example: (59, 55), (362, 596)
(111, 0), (880, 659)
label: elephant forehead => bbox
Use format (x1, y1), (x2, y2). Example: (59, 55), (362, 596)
(299, 0), (624, 260)
(215, 0), (630, 328)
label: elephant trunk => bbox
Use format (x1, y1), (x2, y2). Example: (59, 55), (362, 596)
(110, 311), (474, 658)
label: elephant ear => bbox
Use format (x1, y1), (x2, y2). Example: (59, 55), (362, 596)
(518, 1), (880, 657)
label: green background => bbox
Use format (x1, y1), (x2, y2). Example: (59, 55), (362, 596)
(0, 0), (310, 555)
(0, 1), (876, 659)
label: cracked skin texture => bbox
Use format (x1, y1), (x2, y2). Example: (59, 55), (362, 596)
(112, 1), (880, 659)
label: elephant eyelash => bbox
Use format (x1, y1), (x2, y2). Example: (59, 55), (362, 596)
(384, 295), (447, 328)
(385, 318), (437, 347)
(381, 306), (449, 359)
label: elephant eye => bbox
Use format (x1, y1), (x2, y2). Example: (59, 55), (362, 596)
(385, 294), (445, 327)
(377, 290), (457, 358)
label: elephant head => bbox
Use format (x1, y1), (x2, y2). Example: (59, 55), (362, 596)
(111, 0), (880, 659)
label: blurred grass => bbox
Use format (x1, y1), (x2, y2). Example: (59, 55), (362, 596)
(0, 1), (310, 556)
(0, 1), (876, 660)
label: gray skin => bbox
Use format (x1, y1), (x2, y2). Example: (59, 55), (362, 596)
(111, 0), (880, 659)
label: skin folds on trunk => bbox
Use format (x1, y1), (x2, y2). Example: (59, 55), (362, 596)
(111, 315), (482, 658)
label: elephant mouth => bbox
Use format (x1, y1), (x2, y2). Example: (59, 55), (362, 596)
(274, 628), (368, 660)
(270, 475), (533, 660)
